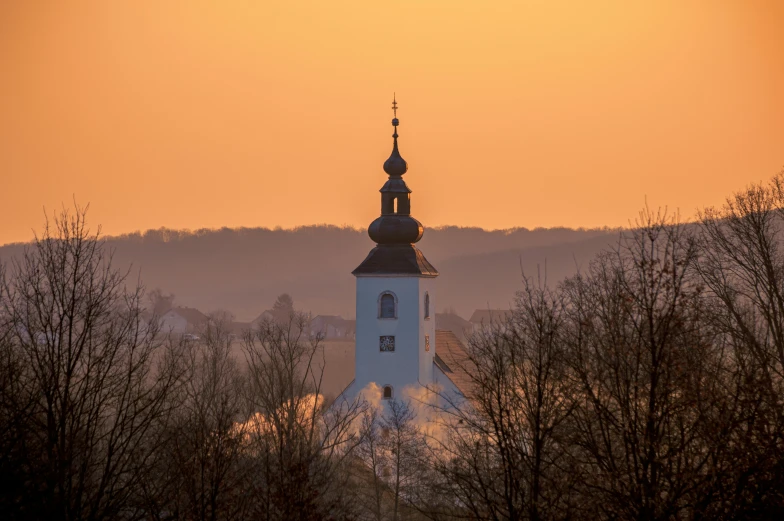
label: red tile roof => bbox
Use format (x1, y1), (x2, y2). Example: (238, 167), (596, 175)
(434, 312), (472, 342)
(434, 330), (475, 399)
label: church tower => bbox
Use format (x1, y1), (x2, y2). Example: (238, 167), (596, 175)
(351, 97), (438, 402)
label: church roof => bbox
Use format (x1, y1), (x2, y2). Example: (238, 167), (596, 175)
(434, 329), (475, 399)
(352, 244), (438, 277)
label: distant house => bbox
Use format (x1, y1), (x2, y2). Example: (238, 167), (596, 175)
(251, 310), (275, 327)
(159, 307), (209, 334)
(468, 309), (512, 333)
(310, 315), (355, 339)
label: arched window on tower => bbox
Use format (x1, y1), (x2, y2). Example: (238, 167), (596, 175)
(383, 385), (393, 399)
(424, 292), (430, 319)
(379, 292), (397, 319)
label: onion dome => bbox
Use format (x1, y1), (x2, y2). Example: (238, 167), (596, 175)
(368, 215), (423, 244)
(352, 95), (438, 277)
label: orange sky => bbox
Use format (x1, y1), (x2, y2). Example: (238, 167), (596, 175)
(1, 1), (782, 245)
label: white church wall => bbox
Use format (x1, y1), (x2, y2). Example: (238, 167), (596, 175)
(354, 275), (436, 404)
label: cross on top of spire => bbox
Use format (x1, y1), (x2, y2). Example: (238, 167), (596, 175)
(384, 94), (406, 176)
(391, 94), (399, 138)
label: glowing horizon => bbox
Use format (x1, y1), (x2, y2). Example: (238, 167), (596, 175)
(1, 1), (782, 245)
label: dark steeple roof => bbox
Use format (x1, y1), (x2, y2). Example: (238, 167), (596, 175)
(353, 244), (437, 276)
(353, 97), (438, 277)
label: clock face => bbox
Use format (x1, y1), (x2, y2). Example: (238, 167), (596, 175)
(380, 335), (395, 352)
(425, 334), (430, 352)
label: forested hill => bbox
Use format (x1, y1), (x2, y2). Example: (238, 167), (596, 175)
(0, 225), (621, 320)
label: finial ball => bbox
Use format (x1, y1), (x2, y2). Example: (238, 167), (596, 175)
(392, 118), (399, 126)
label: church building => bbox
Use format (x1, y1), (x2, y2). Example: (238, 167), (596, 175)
(341, 99), (472, 407)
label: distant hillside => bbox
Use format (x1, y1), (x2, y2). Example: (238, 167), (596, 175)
(0, 225), (620, 320)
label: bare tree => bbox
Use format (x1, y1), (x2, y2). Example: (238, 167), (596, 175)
(0, 206), (180, 520)
(271, 293), (295, 324)
(141, 321), (251, 521)
(356, 398), (430, 521)
(242, 313), (364, 520)
(562, 208), (729, 520)
(383, 399), (431, 521)
(148, 288), (175, 316)
(695, 174), (784, 517)
(429, 275), (577, 521)
(356, 407), (385, 521)
(0, 262), (38, 518)
(208, 309), (236, 325)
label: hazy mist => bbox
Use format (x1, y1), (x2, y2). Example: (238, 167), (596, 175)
(1, 224), (619, 320)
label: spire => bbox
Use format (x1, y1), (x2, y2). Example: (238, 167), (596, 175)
(383, 94), (408, 177)
(352, 97), (437, 276)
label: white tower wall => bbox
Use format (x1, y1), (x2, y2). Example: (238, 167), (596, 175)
(354, 276), (436, 398)
(346, 102), (439, 406)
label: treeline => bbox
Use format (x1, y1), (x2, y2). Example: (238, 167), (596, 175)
(0, 219), (617, 320)
(425, 175), (784, 520)
(0, 209), (364, 520)
(3, 173), (784, 520)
